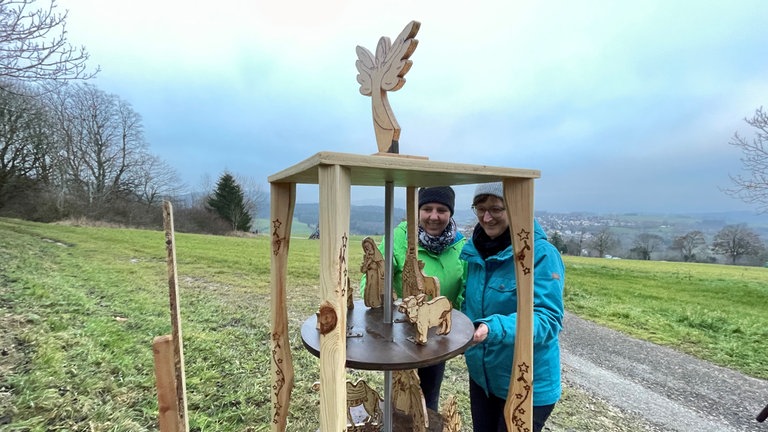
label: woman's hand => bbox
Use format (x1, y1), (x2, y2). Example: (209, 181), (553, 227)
(473, 323), (489, 343)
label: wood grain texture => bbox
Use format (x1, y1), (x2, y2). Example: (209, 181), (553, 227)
(361, 237), (385, 308)
(392, 369), (428, 431)
(269, 182), (296, 432)
(355, 20), (420, 153)
(397, 295), (452, 345)
(501, 179), (535, 432)
(402, 187), (423, 299)
(162, 201), (189, 432)
(267, 152), (539, 186)
(441, 395), (462, 432)
(318, 164), (351, 431)
(152, 335), (179, 432)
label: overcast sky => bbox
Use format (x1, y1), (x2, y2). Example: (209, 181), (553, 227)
(58, 0), (768, 214)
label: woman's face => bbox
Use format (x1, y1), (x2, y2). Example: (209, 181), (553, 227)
(474, 196), (509, 239)
(419, 203), (451, 236)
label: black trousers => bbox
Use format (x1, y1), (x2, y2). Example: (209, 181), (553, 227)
(469, 378), (555, 432)
(418, 361), (446, 412)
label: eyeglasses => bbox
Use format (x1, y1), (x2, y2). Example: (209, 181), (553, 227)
(471, 206), (506, 218)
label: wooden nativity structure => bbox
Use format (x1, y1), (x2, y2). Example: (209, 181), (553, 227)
(268, 152), (539, 431)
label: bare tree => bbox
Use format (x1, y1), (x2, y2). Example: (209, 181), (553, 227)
(724, 106), (768, 213)
(0, 0), (97, 88)
(47, 83), (150, 215)
(670, 230), (706, 262)
(0, 81), (55, 207)
(134, 153), (183, 208)
(565, 230), (587, 256)
(589, 227), (620, 257)
(630, 233), (665, 260)
(711, 224), (763, 265)
(234, 174), (267, 225)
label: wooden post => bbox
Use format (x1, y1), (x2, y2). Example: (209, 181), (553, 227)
(317, 164), (351, 431)
(269, 182), (296, 432)
(153, 335), (180, 432)
(162, 201), (189, 432)
(501, 179), (535, 431)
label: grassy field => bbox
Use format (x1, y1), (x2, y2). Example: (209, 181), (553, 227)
(1, 217), (766, 431)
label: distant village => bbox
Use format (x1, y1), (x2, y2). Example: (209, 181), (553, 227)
(280, 204), (768, 266)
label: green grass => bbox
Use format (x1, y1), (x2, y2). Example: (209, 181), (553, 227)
(1, 218), (767, 431)
(564, 256), (768, 378)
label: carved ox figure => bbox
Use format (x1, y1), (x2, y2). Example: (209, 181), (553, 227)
(398, 294), (452, 344)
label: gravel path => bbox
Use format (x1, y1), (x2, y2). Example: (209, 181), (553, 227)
(559, 312), (768, 431)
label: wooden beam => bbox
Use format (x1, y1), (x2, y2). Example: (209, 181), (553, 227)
(317, 164), (352, 431)
(267, 151), (539, 186)
(501, 179), (535, 431)
(269, 182), (296, 432)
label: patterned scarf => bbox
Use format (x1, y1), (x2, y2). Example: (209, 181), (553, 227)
(418, 218), (458, 254)
(472, 223), (512, 259)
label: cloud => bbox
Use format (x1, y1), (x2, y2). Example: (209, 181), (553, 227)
(57, 0), (768, 214)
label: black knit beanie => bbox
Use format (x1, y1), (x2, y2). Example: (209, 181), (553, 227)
(418, 186), (455, 216)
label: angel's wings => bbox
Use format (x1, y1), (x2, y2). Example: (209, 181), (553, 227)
(356, 20), (420, 96)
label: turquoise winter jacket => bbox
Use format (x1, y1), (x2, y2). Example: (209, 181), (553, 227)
(460, 219), (565, 406)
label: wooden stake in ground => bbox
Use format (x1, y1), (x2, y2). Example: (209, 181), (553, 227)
(162, 201), (189, 432)
(153, 335), (179, 431)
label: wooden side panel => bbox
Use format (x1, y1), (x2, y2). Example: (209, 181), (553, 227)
(501, 178), (535, 432)
(270, 182), (296, 432)
(318, 165), (351, 432)
(153, 335), (180, 432)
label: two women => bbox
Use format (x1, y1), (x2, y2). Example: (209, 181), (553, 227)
(360, 182), (564, 431)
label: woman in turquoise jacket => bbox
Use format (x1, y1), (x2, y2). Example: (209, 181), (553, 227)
(461, 182), (565, 432)
(361, 186), (465, 411)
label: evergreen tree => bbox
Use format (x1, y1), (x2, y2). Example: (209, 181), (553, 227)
(207, 172), (252, 232)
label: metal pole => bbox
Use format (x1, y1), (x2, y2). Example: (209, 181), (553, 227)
(384, 182), (394, 324)
(382, 181), (395, 432)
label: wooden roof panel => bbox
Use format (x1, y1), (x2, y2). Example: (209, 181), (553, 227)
(268, 151), (540, 186)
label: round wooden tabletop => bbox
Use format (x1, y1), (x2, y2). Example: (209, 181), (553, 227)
(301, 300), (475, 370)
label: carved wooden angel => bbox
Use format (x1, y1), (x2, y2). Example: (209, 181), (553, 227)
(360, 237), (385, 308)
(355, 20), (420, 154)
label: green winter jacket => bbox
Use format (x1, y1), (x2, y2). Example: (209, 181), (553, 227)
(360, 220), (466, 308)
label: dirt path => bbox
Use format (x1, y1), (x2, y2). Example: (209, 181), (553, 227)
(559, 312), (768, 432)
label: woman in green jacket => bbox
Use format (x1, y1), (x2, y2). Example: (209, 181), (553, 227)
(361, 186), (466, 411)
